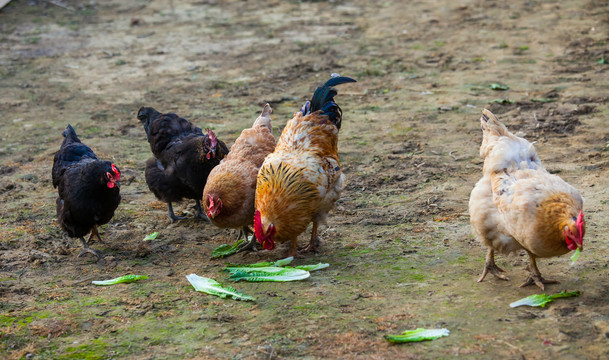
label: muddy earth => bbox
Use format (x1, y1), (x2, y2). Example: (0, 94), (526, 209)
(1, 0), (609, 358)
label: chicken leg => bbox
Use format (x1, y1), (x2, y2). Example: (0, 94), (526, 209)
(167, 202), (185, 223)
(78, 237), (101, 260)
(520, 254), (558, 290)
(194, 199), (210, 222)
(300, 221), (321, 253)
(88, 225), (105, 244)
(236, 226), (257, 253)
(478, 248), (509, 282)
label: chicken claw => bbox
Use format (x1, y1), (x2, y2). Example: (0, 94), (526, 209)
(520, 258), (558, 290)
(519, 274), (558, 291)
(478, 249), (509, 282)
(299, 222), (321, 253)
(236, 227), (258, 253)
(167, 202), (186, 223)
(78, 237), (101, 260)
(194, 200), (210, 223)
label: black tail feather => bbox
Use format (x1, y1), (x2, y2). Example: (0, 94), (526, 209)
(62, 124), (80, 142)
(310, 76), (356, 113)
(137, 107), (161, 123)
(309, 76), (356, 130)
(137, 107), (162, 140)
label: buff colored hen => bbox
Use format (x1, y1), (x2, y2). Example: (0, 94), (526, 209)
(469, 109), (585, 290)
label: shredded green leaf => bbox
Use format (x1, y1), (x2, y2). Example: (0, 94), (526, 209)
(143, 232), (159, 241)
(489, 98), (513, 104)
(294, 263), (329, 272)
(509, 290), (581, 308)
(92, 275), (148, 286)
(225, 256), (294, 268)
(227, 266), (310, 282)
(386, 328), (450, 343)
(490, 83), (509, 91)
(211, 239), (245, 259)
(185, 274), (254, 301)
(570, 247), (581, 265)
(273, 257), (294, 267)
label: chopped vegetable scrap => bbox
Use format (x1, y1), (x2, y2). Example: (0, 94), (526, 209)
(509, 290), (581, 308)
(92, 275), (148, 286)
(386, 328), (450, 343)
(186, 274), (254, 301)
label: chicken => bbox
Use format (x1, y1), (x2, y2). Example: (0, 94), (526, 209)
(138, 107), (229, 222)
(469, 109), (585, 290)
(203, 104), (276, 251)
(52, 124), (121, 259)
(254, 76), (356, 256)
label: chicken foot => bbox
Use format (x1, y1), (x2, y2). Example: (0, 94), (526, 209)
(194, 199), (210, 222)
(299, 222), (321, 253)
(236, 226), (257, 253)
(520, 254), (558, 291)
(478, 248), (509, 282)
(167, 202), (186, 223)
(78, 237), (101, 260)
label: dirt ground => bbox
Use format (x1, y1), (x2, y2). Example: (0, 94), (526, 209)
(1, 0), (609, 358)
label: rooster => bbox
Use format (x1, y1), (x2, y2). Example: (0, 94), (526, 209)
(254, 76), (356, 256)
(52, 124), (121, 259)
(138, 107), (229, 222)
(203, 104), (276, 251)
(469, 109), (585, 290)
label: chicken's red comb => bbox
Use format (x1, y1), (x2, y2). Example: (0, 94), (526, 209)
(111, 164), (120, 180)
(207, 129), (217, 149)
(254, 210), (264, 245)
(576, 210), (585, 235)
(208, 194), (215, 209)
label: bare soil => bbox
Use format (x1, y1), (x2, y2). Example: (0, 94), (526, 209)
(1, 0), (609, 359)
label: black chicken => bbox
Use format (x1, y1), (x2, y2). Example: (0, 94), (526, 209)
(137, 107), (229, 222)
(52, 124), (121, 259)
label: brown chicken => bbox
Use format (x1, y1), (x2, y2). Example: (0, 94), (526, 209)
(203, 104), (276, 251)
(254, 76), (356, 256)
(469, 109), (585, 290)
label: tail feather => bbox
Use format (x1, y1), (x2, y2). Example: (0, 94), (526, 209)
(481, 109), (509, 137)
(310, 76), (356, 113)
(308, 76), (356, 130)
(62, 124), (80, 142)
(137, 107), (162, 139)
(253, 103), (273, 132)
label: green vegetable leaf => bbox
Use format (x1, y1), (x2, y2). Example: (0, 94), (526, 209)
(490, 98), (513, 104)
(490, 83), (509, 91)
(531, 98), (556, 103)
(273, 257), (294, 267)
(570, 247), (581, 265)
(227, 266), (310, 282)
(143, 232), (159, 241)
(509, 290), (581, 308)
(92, 275), (148, 286)
(225, 257), (294, 268)
(185, 274), (254, 301)
(294, 263), (329, 272)
(598, 58), (607, 65)
(211, 239), (245, 259)
(386, 328), (450, 343)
